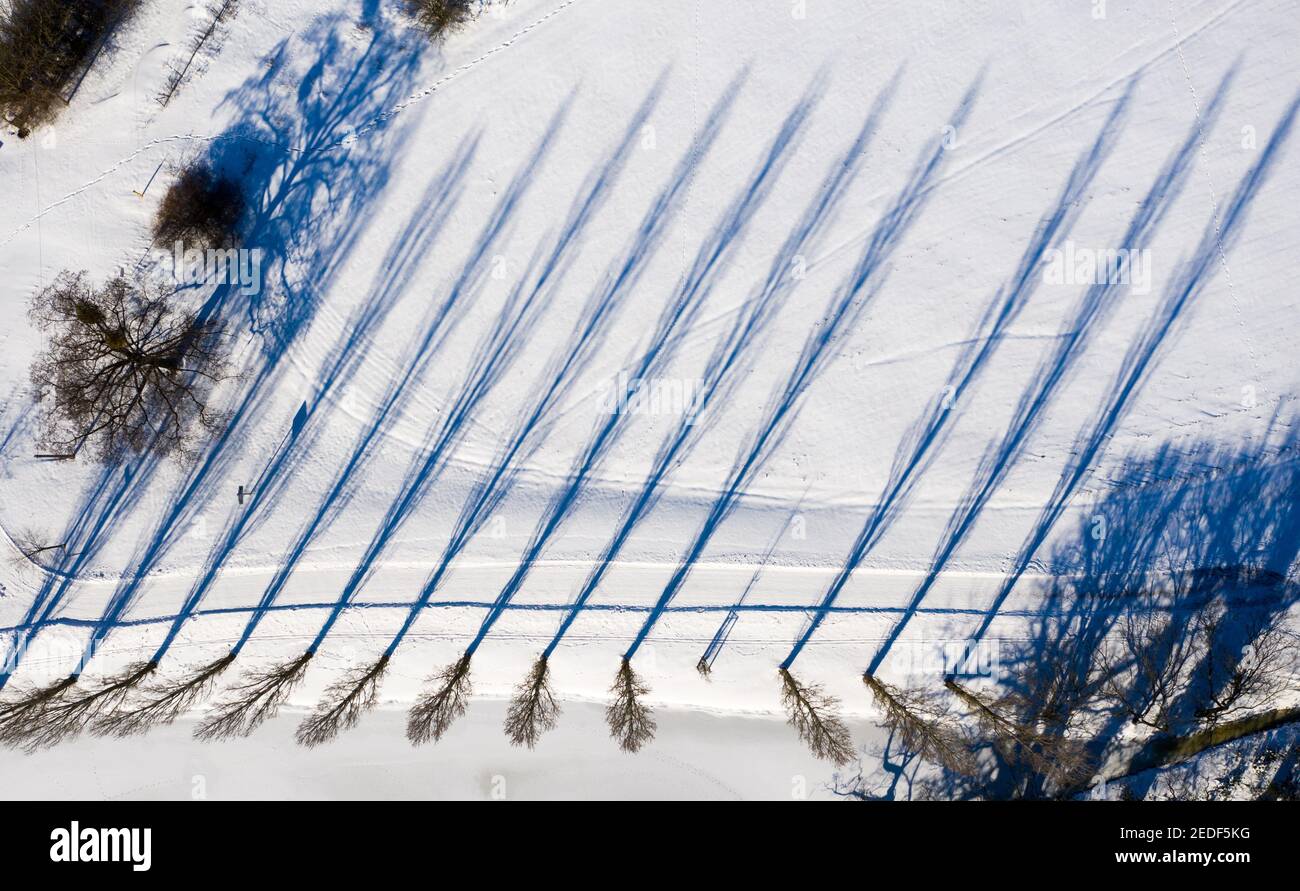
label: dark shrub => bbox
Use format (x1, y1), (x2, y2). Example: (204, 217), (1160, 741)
(152, 160), (246, 251)
(404, 0), (484, 40)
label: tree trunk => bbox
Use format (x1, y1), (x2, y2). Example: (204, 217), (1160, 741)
(1117, 705), (1300, 779)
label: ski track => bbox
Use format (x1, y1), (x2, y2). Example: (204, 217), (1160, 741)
(1167, 0), (1259, 374)
(0, 591), (1245, 640)
(804, 0), (1255, 284)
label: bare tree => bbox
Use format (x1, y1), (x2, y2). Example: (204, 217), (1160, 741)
(296, 655), (389, 748)
(406, 654), (472, 745)
(28, 270), (228, 460)
(1190, 602), (1295, 727)
(0, 673), (77, 746)
(1084, 598), (1300, 790)
(778, 668), (854, 765)
(0, 0), (69, 135)
(504, 655), (559, 749)
(1097, 605), (1198, 732)
(4, 661), (156, 752)
(606, 657), (655, 754)
(1099, 597), (1295, 733)
(863, 674), (977, 775)
(944, 678), (1092, 791)
(92, 653), (235, 737)
(7, 525), (66, 571)
(194, 652), (312, 741)
(152, 159), (245, 251)
(403, 0), (485, 40)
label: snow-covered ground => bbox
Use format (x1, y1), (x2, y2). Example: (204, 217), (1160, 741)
(4, 703), (853, 800)
(1, 0), (1298, 798)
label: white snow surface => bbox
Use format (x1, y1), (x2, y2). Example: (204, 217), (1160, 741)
(1, 0), (1298, 797)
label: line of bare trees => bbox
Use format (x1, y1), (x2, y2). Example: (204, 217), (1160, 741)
(156, 0), (241, 108)
(0, 588), (1293, 800)
(0, 0), (507, 751)
(0, 0), (142, 137)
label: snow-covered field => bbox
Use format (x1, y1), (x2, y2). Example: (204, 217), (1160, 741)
(4, 703), (851, 800)
(2, 0), (1298, 798)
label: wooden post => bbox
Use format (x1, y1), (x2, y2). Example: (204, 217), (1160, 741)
(133, 161), (164, 198)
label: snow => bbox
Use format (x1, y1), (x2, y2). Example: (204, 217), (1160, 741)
(1, 0), (1298, 797)
(3, 703), (848, 800)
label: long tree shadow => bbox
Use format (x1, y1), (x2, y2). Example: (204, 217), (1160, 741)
(298, 102), (572, 655)
(375, 75), (676, 662)
(866, 67), (1240, 675)
(81, 13), (431, 661)
(296, 76), (692, 746)
(1, 462), (146, 687)
(221, 101), (570, 666)
(464, 74), (826, 657)
(601, 74), (984, 755)
(0, 11), (427, 740)
(402, 71), (821, 748)
(780, 75), (1132, 675)
(698, 501), (808, 676)
(539, 73), (897, 677)
(622, 75), (983, 667)
(184, 101), (580, 742)
(194, 244), (549, 742)
(0, 398), (34, 464)
(961, 87), (1300, 653)
(140, 133), (479, 672)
